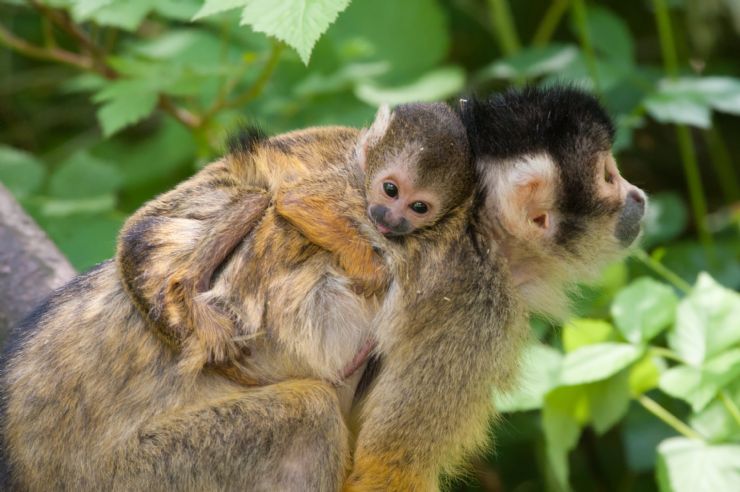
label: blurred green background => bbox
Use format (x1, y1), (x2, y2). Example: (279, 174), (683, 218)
(1, 1), (739, 491)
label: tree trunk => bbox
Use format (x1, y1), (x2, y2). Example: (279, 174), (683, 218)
(0, 183), (75, 344)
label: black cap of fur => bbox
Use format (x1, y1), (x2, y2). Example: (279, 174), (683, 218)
(460, 86), (617, 238)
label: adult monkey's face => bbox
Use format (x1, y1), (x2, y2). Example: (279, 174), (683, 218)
(461, 86), (647, 319)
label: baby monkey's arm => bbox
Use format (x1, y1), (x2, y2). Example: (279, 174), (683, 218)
(275, 170), (389, 297)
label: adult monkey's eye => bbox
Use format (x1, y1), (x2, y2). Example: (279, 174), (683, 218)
(383, 182), (399, 198)
(410, 201), (428, 214)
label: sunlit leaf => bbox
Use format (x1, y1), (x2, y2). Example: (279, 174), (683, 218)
(240, 0), (351, 64)
(645, 76), (740, 128)
(543, 387), (586, 490)
(355, 66), (465, 106)
(629, 355), (665, 396)
(690, 379), (740, 442)
(562, 318), (615, 352)
(155, 0), (201, 21)
(476, 44), (579, 81)
(495, 343), (562, 412)
(611, 277), (678, 344)
(657, 438), (740, 492)
(193, 0), (247, 20)
(0, 146), (45, 198)
(40, 196), (116, 216)
(587, 370), (631, 434)
(668, 273), (740, 365)
(87, 0), (156, 31)
(645, 94), (712, 128)
(659, 349), (740, 412)
(72, 0), (113, 20)
(559, 343), (643, 385)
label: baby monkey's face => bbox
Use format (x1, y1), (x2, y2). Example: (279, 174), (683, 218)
(366, 165), (442, 237)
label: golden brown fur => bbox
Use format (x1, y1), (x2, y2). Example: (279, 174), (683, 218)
(1, 88), (647, 491)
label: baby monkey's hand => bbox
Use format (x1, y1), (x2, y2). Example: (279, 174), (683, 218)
(338, 243), (389, 298)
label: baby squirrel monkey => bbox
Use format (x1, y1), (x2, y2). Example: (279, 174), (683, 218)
(117, 102), (472, 385)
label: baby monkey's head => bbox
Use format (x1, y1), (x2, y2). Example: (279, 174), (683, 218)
(358, 103), (473, 237)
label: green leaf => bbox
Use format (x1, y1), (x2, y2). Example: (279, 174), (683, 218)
(629, 355), (665, 396)
(94, 80), (159, 136)
(645, 93), (712, 128)
(87, 0), (156, 31)
(354, 66), (465, 106)
(240, 0), (351, 65)
(641, 191), (689, 249)
(40, 196), (116, 216)
(657, 438), (740, 492)
(327, 0), (449, 83)
(668, 273), (740, 366)
(611, 277), (678, 344)
(659, 349), (740, 412)
(476, 44), (579, 81)
(645, 76), (740, 128)
(49, 152), (123, 199)
(586, 370), (631, 434)
(154, 0), (201, 21)
(495, 343), (562, 412)
(294, 62), (389, 97)
(661, 241), (740, 291)
(543, 387), (586, 490)
(623, 403), (677, 473)
(0, 145), (45, 198)
(193, 0), (247, 20)
(581, 6), (634, 66)
(37, 213), (124, 271)
(690, 380), (740, 442)
(72, 0), (113, 20)
(559, 343), (643, 385)
(562, 318), (614, 352)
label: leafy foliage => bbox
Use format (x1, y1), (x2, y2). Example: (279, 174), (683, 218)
(1, 1), (739, 491)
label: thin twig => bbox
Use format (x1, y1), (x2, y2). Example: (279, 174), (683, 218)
(6, 6), (202, 130)
(159, 95), (203, 129)
(633, 249), (692, 294)
(719, 390), (740, 428)
(207, 41), (284, 117)
(649, 346), (686, 364)
(0, 22), (93, 71)
(531, 0), (570, 46)
(638, 394), (703, 440)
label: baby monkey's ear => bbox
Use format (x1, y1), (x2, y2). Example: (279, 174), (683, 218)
(494, 153), (559, 240)
(357, 104), (392, 170)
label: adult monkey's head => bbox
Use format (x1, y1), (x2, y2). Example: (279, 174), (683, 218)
(460, 86), (648, 319)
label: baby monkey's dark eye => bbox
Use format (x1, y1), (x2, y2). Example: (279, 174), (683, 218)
(410, 201), (428, 214)
(383, 182), (398, 198)
(604, 168), (615, 184)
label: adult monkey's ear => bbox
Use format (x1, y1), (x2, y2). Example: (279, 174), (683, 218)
(357, 104), (392, 171)
(492, 153), (560, 241)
